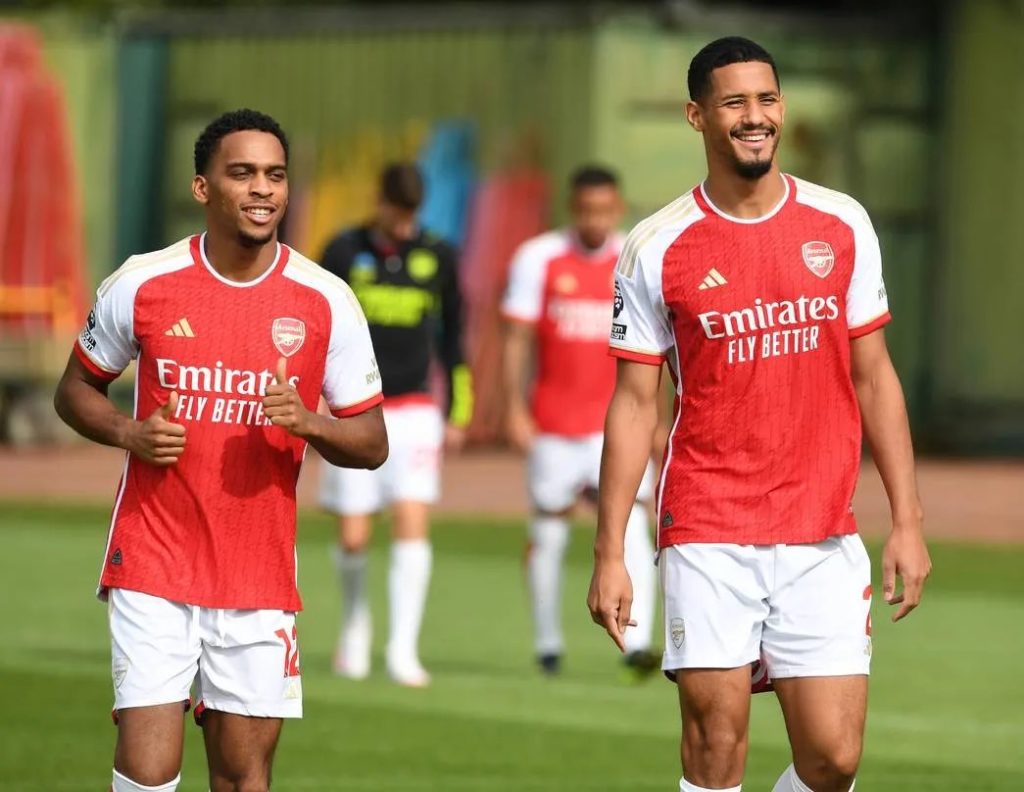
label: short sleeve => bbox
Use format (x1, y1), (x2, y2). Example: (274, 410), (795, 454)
(322, 284), (384, 417)
(74, 270), (140, 381)
(500, 240), (547, 323)
(609, 242), (673, 365)
(846, 212), (891, 337)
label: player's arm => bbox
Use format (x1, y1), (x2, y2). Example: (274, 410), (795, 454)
(851, 329), (930, 621)
(501, 319), (536, 453)
(263, 357), (387, 469)
(588, 358), (662, 651)
(54, 353), (185, 466)
(437, 243), (472, 449)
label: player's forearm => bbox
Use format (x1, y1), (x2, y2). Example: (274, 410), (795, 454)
(502, 326), (532, 415)
(855, 360), (922, 527)
(595, 388), (659, 560)
(54, 375), (135, 450)
(304, 407), (388, 469)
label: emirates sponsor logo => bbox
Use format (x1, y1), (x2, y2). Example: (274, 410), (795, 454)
(546, 298), (612, 342)
(698, 295), (840, 340)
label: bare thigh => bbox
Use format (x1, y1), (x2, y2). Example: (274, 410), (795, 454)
(114, 703), (186, 785)
(676, 666), (752, 789)
(339, 514), (373, 552)
(774, 675), (868, 791)
(392, 500), (430, 541)
(203, 710), (283, 792)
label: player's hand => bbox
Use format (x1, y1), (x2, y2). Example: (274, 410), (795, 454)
(444, 423), (466, 453)
(125, 391), (186, 466)
(262, 357), (312, 437)
(587, 556), (636, 653)
(506, 405), (535, 453)
(882, 523), (931, 622)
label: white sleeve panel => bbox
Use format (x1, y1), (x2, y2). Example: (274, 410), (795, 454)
(77, 264), (143, 378)
(610, 231), (674, 360)
(845, 210), (890, 331)
(500, 232), (565, 322)
(322, 280), (383, 415)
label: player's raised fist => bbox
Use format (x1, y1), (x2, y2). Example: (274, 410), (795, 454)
(263, 356), (312, 436)
(125, 390), (187, 466)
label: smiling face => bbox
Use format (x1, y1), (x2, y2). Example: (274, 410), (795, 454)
(192, 130), (288, 246)
(686, 60), (784, 180)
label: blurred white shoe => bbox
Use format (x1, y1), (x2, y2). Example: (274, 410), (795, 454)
(386, 656), (431, 688)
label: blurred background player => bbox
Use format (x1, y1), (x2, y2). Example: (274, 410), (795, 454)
(502, 165), (659, 677)
(53, 109), (387, 792)
(319, 162), (471, 687)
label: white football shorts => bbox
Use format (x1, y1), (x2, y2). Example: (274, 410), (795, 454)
(660, 534), (873, 679)
(320, 402), (443, 515)
(108, 588), (302, 721)
(528, 432), (655, 513)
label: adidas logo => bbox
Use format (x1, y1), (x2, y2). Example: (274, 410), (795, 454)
(165, 318), (196, 338)
(698, 268), (728, 290)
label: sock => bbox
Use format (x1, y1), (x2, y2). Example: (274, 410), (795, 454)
(387, 539), (432, 667)
(332, 547), (370, 668)
(771, 765), (814, 792)
(622, 502), (656, 654)
(112, 769), (180, 791)
(527, 515), (569, 655)
(679, 779), (741, 791)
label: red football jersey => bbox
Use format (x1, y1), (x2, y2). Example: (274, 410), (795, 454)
(75, 235), (382, 610)
(501, 229), (622, 436)
(611, 175), (890, 546)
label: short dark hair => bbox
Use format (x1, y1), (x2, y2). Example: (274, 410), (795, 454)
(193, 109), (289, 175)
(687, 37), (779, 102)
(380, 162), (424, 211)
(569, 164), (619, 192)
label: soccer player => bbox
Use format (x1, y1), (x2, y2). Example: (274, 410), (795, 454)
(319, 162), (470, 687)
(587, 38), (932, 792)
(502, 165), (658, 677)
(53, 109), (387, 792)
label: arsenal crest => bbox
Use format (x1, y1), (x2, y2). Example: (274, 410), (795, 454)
(802, 241), (835, 278)
(272, 317), (306, 357)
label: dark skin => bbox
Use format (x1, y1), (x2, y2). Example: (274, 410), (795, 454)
(588, 61), (930, 790)
(54, 129), (387, 790)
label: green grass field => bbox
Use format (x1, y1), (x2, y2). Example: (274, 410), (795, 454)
(1, 502), (1022, 791)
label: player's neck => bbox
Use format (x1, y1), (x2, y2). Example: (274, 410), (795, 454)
(203, 229), (279, 283)
(701, 166), (786, 220)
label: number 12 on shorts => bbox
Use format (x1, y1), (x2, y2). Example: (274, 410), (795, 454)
(275, 626), (301, 678)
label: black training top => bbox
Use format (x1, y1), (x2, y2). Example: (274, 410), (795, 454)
(319, 224), (471, 425)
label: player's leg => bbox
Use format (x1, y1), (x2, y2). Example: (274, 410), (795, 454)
(526, 434), (582, 672)
(771, 677), (866, 792)
(661, 544), (771, 788)
(320, 453), (384, 679)
(202, 712), (282, 792)
(385, 404), (443, 686)
(763, 535), (873, 792)
(197, 607), (302, 790)
(108, 589), (200, 790)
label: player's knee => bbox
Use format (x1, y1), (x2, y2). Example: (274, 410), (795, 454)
(798, 742), (862, 791)
(682, 718), (747, 781)
(112, 768), (180, 791)
(210, 771), (271, 792)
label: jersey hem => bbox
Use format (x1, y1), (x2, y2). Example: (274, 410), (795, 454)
(657, 523), (858, 548)
(383, 393), (437, 410)
(609, 345), (665, 365)
(100, 581), (303, 613)
(848, 311), (892, 338)
(73, 341), (121, 381)
(500, 309), (539, 326)
(331, 391), (384, 418)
